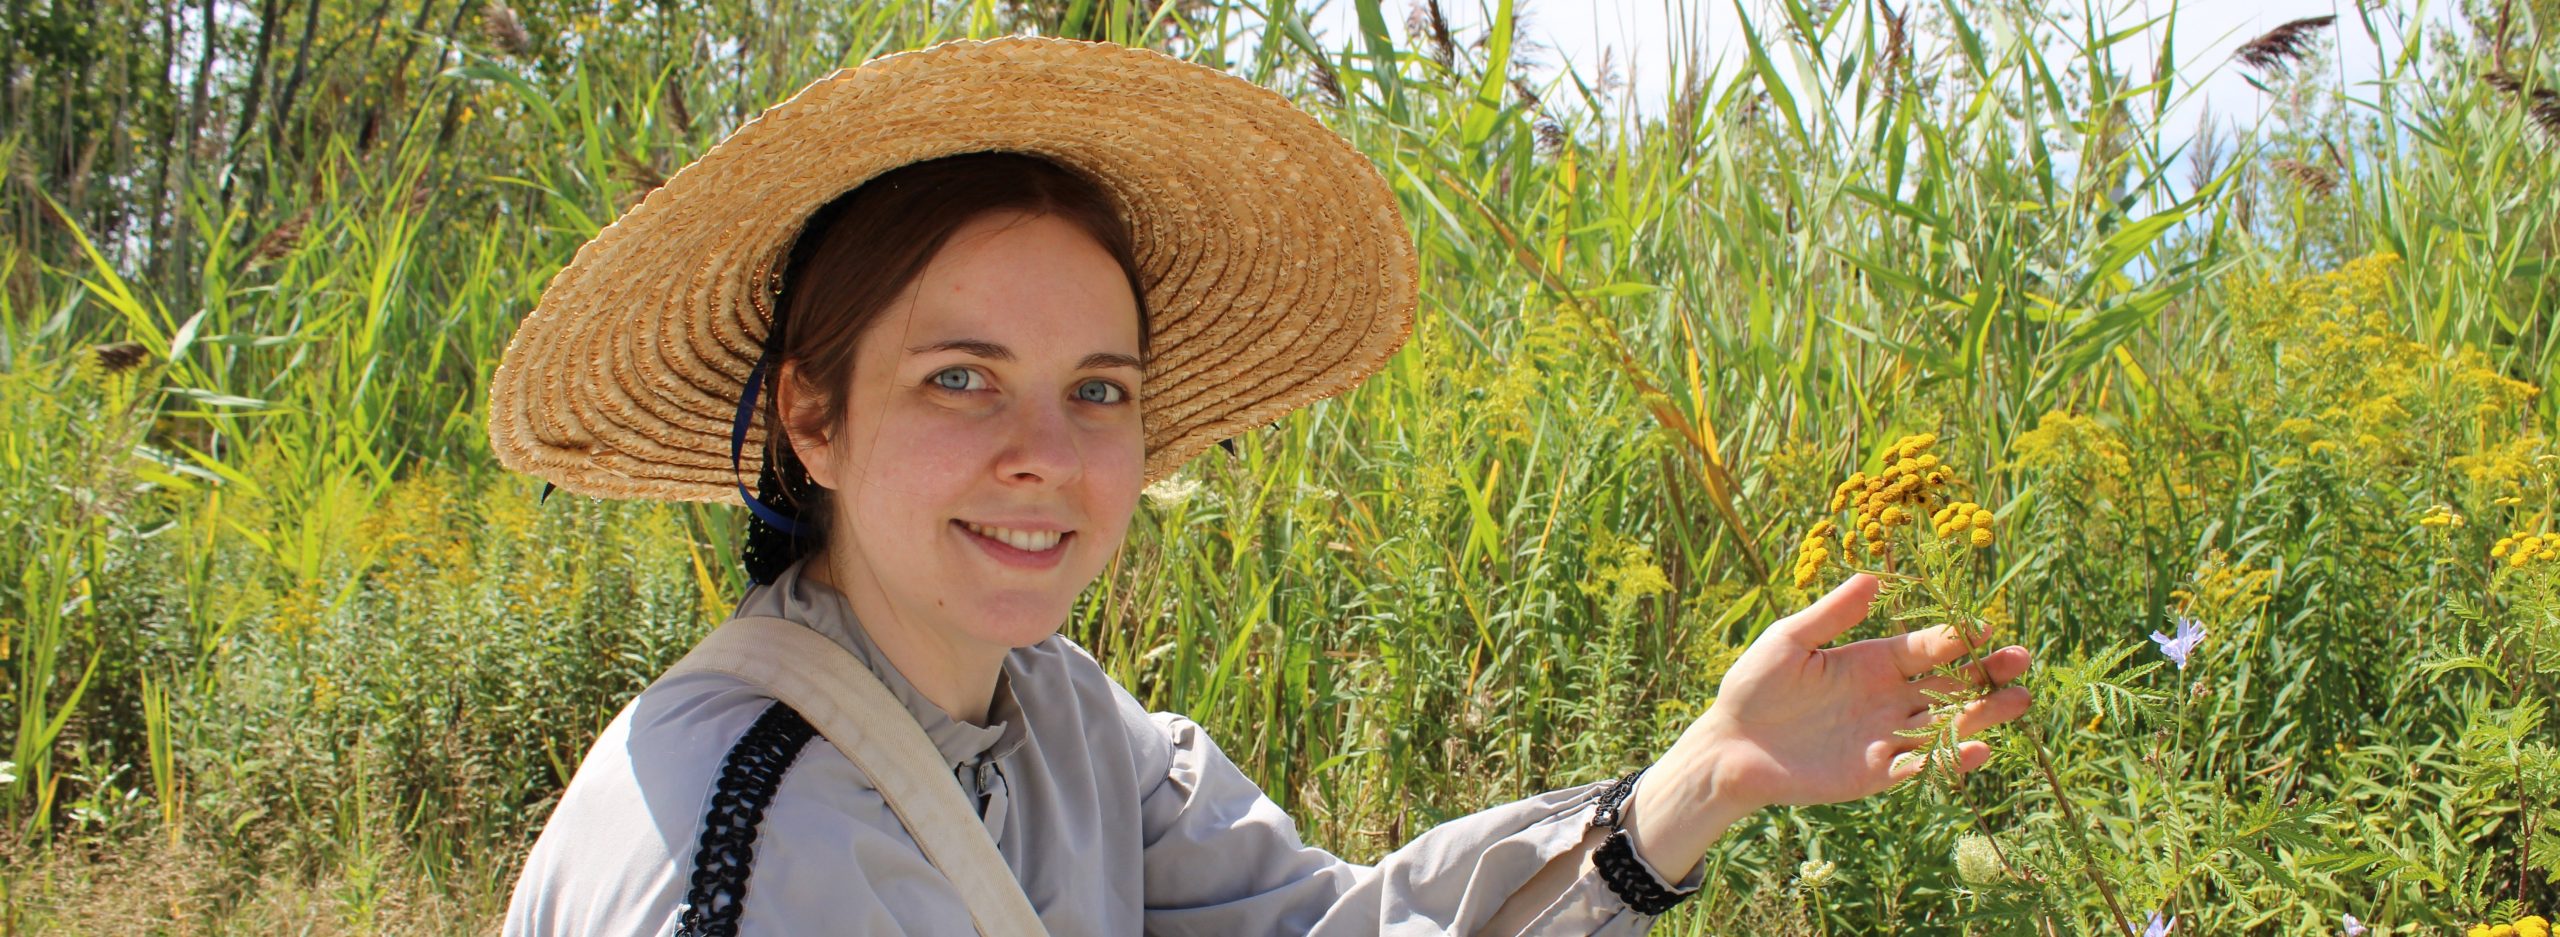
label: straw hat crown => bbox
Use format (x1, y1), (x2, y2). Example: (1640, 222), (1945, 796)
(487, 36), (1418, 502)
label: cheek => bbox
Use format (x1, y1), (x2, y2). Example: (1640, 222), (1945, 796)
(1078, 430), (1148, 547)
(824, 409), (990, 511)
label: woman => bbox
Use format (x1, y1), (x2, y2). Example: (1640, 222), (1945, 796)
(493, 37), (2035, 936)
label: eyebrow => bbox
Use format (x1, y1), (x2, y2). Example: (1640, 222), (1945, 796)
(906, 338), (1144, 372)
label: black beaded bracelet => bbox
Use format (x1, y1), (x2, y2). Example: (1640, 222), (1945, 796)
(1587, 767), (1694, 916)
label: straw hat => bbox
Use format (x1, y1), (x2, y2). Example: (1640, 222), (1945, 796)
(486, 36), (1418, 503)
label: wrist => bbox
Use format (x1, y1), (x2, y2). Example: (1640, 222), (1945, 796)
(1622, 739), (1760, 882)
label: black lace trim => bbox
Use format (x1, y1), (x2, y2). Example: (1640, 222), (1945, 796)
(1587, 767), (1694, 916)
(740, 445), (822, 585)
(675, 701), (820, 937)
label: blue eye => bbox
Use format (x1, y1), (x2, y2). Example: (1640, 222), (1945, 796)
(1077, 380), (1127, 404)
(930, 367), (985, 392)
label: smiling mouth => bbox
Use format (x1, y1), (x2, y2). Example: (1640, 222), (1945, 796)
(955, 520), (1070, 553)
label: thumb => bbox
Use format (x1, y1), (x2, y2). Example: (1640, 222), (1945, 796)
(1763, 574), (1879, 650)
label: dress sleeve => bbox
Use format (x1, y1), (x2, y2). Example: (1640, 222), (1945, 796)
(1136, 713), (1703, 936)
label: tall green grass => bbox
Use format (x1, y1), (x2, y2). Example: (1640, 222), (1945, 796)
(1, 0), (2555, 932)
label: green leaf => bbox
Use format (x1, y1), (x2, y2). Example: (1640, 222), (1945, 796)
(444, 61), (564, 137)
(1459, 0), (1515, 148)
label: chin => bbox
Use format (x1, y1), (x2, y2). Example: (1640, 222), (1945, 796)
(970, 601), (1076, 649)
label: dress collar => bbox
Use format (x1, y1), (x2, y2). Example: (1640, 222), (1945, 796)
(732, 559), (1029, 768)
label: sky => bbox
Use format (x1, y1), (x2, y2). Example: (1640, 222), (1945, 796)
(1302, 0), (2465, 140)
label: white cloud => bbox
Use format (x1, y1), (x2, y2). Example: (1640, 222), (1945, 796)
(1306, 0), (2460, 139)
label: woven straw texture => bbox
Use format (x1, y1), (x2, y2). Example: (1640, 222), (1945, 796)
(487, 36), (1418, 502)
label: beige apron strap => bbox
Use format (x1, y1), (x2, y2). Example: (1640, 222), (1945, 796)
(666, 615), (1048, 937)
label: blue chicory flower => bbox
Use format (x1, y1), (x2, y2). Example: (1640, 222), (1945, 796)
(2151, 616), (2206, 670)
(2130, 911), (2175, 937)
(2340, 912), (2366, 936)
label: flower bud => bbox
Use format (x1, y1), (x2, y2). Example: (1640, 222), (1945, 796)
(1796, 859), (1839, 889)
(1952, 835), (2002, 886)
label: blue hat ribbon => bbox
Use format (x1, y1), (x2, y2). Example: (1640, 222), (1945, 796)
(732, 349), (802, 536)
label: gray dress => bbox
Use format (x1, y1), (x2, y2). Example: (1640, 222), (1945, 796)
(504, 559), (1699, 935)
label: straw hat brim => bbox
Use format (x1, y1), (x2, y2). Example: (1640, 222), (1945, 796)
(487, 36), (1418, 503)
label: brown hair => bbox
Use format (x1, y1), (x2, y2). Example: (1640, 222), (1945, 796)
(755, 152), (1148, 552)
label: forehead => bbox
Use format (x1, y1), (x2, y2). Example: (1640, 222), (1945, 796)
(894, 211), (1141, 350)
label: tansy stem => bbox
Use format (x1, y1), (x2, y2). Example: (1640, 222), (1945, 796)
(1954, 771), (2060, 935)
(1839, 564), (1927, 584)
(2023, 720), (2136, 935)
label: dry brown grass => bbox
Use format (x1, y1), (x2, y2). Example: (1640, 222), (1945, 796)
(2, 830), (513, 936)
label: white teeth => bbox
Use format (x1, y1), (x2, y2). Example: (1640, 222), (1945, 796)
(962, 521), (1064, 552)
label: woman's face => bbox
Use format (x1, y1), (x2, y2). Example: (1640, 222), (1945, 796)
(786, 210), (1145, 650)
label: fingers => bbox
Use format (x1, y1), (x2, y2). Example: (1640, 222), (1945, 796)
(1890, 740), (1995, 782)
(1907, 645), (2032, 692)
(1891, 741), (1978, 780)
(1887, 617), (2002, 678)
(1907, 672), (1968, 698)
(1970, 646), (2032, 686)
(1765, 574), (1880, 650)
(1898, 686), (2033, 738)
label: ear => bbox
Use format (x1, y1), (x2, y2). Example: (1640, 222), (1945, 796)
(773, 359), (840, 491)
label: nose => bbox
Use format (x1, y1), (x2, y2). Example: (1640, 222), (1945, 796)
(994, 396), (1084, 487)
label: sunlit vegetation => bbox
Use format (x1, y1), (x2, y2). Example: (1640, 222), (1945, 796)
(2, 0), (2556, 931)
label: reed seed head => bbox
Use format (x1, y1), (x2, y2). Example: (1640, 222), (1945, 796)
(1535, 119), (1565, 156)
(2485, 71), (2560, 138)
(251, 209), (310, 263)
(481, 1), (531, 57)
(89, 341), (149, 375)
(2235, 16), (2335, 75)
(2273, 157), (2338, 196)
(1309, 64), (1347, 109)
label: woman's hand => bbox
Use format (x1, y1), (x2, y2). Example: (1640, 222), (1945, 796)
(1622, 574), (2034, 881)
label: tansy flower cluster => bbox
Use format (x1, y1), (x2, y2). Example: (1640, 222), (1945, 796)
(1793, 433), (1982, 587)
(2492, 532), (2560, 568)
(2419, 506), (2465, 528)
(1792, 520), (1841, 589)
(2467, 913), (2549, 937)
(1934, 501), (1997, 548)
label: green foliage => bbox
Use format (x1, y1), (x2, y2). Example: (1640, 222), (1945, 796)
(1, 0), (2557, 932)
